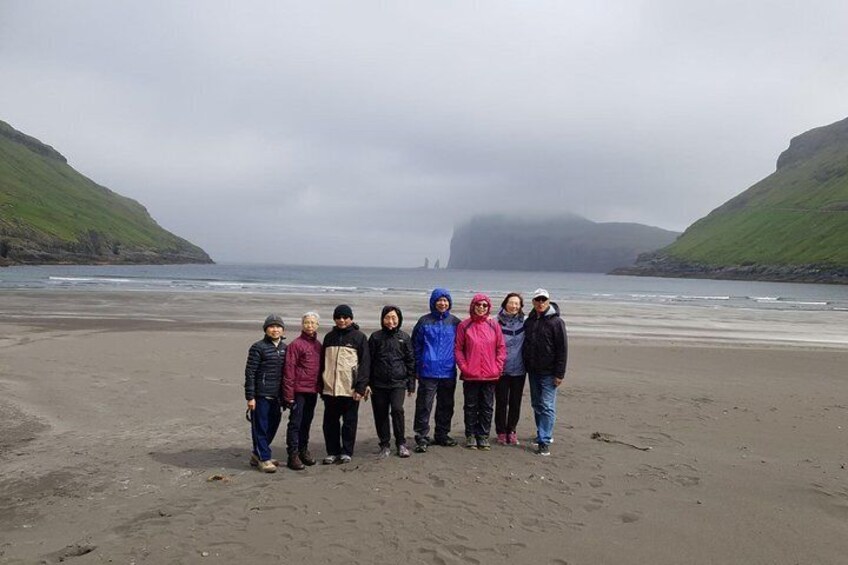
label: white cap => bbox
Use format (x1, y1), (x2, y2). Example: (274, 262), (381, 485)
(532, 288), (550, 300)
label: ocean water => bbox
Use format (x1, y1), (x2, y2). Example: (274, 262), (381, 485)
(2, 263), (848, 313)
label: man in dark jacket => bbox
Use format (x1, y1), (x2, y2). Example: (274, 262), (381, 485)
(411, 288), (462, 452)
(321, 304), (370, 464)
(523, 289), (568, 456)
(244, 314), (287, 472)
(368, 305), (416, 458)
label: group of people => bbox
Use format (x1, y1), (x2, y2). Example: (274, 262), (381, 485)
(243, 287), (568, 473)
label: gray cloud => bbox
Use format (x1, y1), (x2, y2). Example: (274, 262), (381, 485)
(2, 1), (847, 266)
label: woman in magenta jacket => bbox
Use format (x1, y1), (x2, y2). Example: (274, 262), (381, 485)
(455, 293), (506, 450)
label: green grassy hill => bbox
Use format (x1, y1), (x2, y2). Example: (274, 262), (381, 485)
(0, 120), (212, 265)
(618, 116), (848, 283)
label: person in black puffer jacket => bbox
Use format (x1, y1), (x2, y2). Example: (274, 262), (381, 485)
(368, 305), (416, 458)
(244, 314), (287, 472)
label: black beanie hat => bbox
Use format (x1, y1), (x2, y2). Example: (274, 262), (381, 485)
(263, 314), (285, 330)
(333, 304), (354, 319)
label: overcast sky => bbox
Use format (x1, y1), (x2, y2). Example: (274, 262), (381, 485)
(2, 1), (846, 266)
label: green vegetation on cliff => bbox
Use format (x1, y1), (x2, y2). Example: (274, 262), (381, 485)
(0, 120), (212, 265)
(619, 116), (848, 283)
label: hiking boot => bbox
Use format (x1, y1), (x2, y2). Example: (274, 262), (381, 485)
(414, 437), (430, 453)
(322, 454), (340, 465)
(339, 455), (352, 464)
(434, 436), (458, 447)
(299, 449), (316, 466)
(536, 443), (551, 457)
(496, 433), (507, 445)
(287, 453), (305, 471)
(258, 459), (277, 473)
(398, 444), (411, 458)
(377, 446), (391, 459)
(477, 436), (491, 451)
(507, 432), (519, 445)
(465, 436), (478, 450)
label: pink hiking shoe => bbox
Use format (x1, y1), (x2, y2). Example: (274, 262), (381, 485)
(507, 432), (519, 445)
(496, 433), (507, 445)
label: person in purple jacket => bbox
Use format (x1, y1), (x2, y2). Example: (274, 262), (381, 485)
(282, 312), (322, 470)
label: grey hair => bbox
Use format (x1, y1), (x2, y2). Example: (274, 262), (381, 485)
(302, 311), (320, 322)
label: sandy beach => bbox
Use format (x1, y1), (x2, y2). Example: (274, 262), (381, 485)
(1, 289), (846, 564)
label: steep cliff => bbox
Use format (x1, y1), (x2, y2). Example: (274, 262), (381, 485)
(0, 120), (212, 266)
(616, 116), (848, 284)
(448, 214), (679, 272)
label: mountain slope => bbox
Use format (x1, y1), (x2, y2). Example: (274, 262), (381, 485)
(0, 120), (212, 265)
(616, 116), (848, 284)
(448, 214), (679, 272)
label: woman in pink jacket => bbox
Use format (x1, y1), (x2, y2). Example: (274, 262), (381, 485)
(455, 293), (506, 450)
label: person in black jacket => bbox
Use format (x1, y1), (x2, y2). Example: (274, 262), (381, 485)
(321, 304), (370, 464)
(522, 289), (568, 457)
(244, 314), (287, 472)
(368, 306), (416, 458)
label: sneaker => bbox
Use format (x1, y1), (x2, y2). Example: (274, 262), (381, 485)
(258, 459), (277, 473)
(477, 437), (491, 451)
(496, 433), (507, 445)
(322, 455), (340, 465)
(377, 446), (391, 459)
(299, 449), (316, 466)
(339, 454), (352, 464)
(287, 453), (305, 471)
(434, 436), (458, 447)
(250, 454), (280, 467)
(507, 432), (519, 445)
(398, 444), (411, 458)
(536, 443), (551, 457)
(465, 436), (478, 449)
(414, 442), (428, 453)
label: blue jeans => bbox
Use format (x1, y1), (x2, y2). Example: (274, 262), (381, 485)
(251, 396), (282, 461)
(528, 374), (557, 445)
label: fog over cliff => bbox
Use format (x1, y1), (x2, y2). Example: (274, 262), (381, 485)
(449, 214), (679, 272)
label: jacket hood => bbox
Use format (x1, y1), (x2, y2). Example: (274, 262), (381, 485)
(497, 308), (525, 325)
(538, 301), (561, 318)
(429, 288), (453, 318)
(468, 293), (492, 321)
(380, 305), (403, 331)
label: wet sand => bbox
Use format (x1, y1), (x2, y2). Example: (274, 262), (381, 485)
(0, 290), (846, 564)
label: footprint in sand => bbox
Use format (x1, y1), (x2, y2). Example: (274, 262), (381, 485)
(620, 511), (642, 523)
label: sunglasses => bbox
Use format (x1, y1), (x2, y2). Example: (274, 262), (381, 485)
(533, 297), (549, 302)
(474, 303), (489, 308)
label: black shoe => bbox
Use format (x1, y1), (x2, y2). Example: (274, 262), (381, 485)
(477, 436), (491, 451)
(465, 436), (478, 450)
(414, 437), (430, 453)
(536, 443), (551, 457)
(433, 435), (458, 447)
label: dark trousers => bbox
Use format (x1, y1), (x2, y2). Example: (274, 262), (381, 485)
(322, 395), (360, 457)
(462, 381), (496, 438)
(250, 396), (282, 461)
(413, 377), (456, 443)
(286, 392), (318, 455)
(494, 373), (526, 435)
(371, 387), (408, 448)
